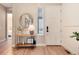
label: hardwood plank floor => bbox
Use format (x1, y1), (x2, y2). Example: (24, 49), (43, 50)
(0, 40), (70, 55)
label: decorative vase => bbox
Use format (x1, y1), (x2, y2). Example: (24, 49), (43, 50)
(30, 31), (34, 35)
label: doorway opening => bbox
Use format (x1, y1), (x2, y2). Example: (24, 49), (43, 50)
(7, 13), (12, 40)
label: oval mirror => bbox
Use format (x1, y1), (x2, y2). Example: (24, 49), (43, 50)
(19, 13), (33, 29)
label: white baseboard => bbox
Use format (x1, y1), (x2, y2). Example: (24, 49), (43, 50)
(12, 44), (15, 47)
(62, 45), (78, 55)
(0, 38), (6, 43)
(36, 44), (46, 46)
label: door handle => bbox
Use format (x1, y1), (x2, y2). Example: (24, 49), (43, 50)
(46, 26), (49, 32)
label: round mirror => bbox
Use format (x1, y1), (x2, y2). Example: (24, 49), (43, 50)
(19, 13), (33, 29)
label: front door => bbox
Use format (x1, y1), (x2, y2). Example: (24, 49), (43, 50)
(45, 5), (61, 45)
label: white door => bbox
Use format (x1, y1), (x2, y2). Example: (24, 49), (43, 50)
(45, 5), (61, 45)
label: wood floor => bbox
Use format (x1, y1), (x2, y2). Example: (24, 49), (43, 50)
(0, 40), (70, 55)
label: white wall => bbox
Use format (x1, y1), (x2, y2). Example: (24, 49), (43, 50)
(0, 5), (7, 42)
(12, 3), (61, 46)
(12, 3), (79, 54)
(62, 4), (79, 54)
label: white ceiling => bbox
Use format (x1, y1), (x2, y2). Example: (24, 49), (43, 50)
(1, 3), (13, 8)
(0, 3), (62, 13)
(0, 3), (13, 13)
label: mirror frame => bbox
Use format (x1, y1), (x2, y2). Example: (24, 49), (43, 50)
(19, 13), (33, 29)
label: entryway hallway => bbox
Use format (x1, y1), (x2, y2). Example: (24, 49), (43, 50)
(0, 3), (79, 55)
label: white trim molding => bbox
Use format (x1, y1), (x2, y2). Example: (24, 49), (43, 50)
(36, 44), (46, 46)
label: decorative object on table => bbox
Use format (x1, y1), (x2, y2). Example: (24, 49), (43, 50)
(28, 24), (35, 35)
(17, 26), (23, 34)
(23, 28), (29, 34)
(33, 39), (36, 45)
(27, 38), (33, 43)
(70, 32), (79, 41)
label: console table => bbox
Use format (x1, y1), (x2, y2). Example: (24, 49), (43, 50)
(16, 34), (35, 47)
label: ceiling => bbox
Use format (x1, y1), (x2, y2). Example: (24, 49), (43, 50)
(0, 3), (13, 13)
(0, 3), (62, 13)
(1, 3), (13, 8)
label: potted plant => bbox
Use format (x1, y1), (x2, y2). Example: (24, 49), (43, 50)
(70, 32), (79, 41)
(17, 26), (23, 34)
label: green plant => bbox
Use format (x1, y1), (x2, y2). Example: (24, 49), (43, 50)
(70, 32), (79, 41)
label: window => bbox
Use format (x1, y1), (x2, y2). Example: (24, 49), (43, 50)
(37, 8), (44, 35)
